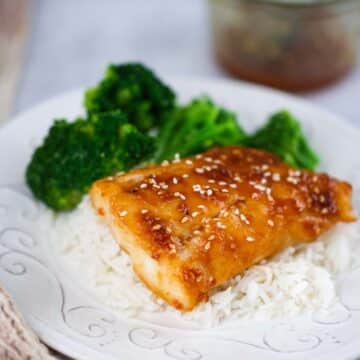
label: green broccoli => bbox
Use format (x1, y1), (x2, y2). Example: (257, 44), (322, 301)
(153, 96), (247, 162)
(26, 110), (155, 211)
(243, 110), (319, 170)
(84, 63), (176, 133)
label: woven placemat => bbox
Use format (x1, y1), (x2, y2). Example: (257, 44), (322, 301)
(0, 285), (59, 360)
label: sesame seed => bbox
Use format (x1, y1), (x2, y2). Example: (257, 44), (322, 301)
(140, 183), (148, 189)
(216, 222), (226, 229)
(272, 174), (281, 182)
(195, 154), (203, 159)
(246, 236), (255, 242)
(253, 184), (266, 192)
(207, 189), (213, 196)
(240, 214), (250, 224)
(230, 183), (237, 189)
(208, 234), (215, 241)
(289, 169), (301, 177)
(234, 176), (241, 182)
(261, 178), (267, 185)
(152, 224), (161, 231)
(193, 230), (201, 235)
(319, 195), (325, 203)
(182, 174), (189, 178)
(119, 210), (128, 217)
(185, 159), (193, 165)
(218, 181), (227, 186)
(264, 171), (272, 177)
(204, 157), (213, 162)
(181, 216), (189, 223)
(214, 159), (222, 165)
(160, 182), (169, 190)
(204, 242), (211, 251)
(221, 188), (229, 193)
(195, 168), (205, 174)
(172, 177), (178, 184)
(233, 208), (240, 216)
(191, 211), (199, 218)
(174, 191), (186, 200)
(141, 209), (148, 214)
(116, 171), (125, 176)
(193, 184), (201, 192)
(287, 177), (298, 185)
(208, 179), (216, 184)
(161, 160), (169, 166)
(197, 205), (206, 210)
(169, 244), (176, 254)
(267, 219), (274, 227)
(321, 208), (329, 214)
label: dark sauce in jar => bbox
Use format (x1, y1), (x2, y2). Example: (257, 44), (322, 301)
(209, 0), (359, 91)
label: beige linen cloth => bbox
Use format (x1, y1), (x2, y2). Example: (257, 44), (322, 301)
(0, 286), (58, 360)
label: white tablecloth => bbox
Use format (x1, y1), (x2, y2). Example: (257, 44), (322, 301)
(15, 0), (360, 125)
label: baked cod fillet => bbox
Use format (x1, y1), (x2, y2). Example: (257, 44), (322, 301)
(90, 147), (356, 311)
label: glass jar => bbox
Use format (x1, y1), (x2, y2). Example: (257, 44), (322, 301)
(208, 0), (360, 91)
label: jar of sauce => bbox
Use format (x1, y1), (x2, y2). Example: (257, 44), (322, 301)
(208, 0), (360, 91)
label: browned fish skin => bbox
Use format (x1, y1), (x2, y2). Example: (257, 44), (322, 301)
(90, 146), (356, 311)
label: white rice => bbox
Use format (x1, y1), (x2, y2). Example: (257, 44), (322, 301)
(48, 197), (360, 328)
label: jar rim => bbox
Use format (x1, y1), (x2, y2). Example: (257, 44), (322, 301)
(225, 0), (359, 7)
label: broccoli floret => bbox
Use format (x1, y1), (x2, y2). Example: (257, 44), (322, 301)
(26, 110), (155, 211)
(153, 96), (246, 162)
(244, 111), (319, 170)
(84, 63), (176, 133)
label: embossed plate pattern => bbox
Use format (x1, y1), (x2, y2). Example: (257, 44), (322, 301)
(1, 77), (360, 360)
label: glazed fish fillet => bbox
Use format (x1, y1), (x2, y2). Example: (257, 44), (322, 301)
(90, 147), (356, 311)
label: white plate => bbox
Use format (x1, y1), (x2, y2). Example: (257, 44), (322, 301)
(1, 77), (360, 360)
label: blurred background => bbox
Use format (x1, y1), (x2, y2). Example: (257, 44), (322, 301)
(1, 0), (360, 125)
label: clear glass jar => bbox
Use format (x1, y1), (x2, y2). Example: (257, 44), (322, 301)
(208, 0), (360, 91)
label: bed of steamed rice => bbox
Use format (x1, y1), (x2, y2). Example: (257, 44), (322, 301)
(47, 197), (360, 328)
